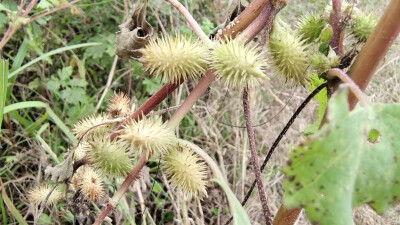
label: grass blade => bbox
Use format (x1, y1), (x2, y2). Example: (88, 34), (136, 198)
(0, 177), (28, 225)
(3, 101), (77, 144)
(0, 60), (8, 136)
(8, 42), (101, 79)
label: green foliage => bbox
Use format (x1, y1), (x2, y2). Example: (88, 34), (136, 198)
(304, 74), (327, 135)
(43, 66), (94, 124)
(284, 89), (400, 225)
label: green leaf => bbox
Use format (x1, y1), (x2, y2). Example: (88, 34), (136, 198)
(283, 89), (400, 225)
(0, 178), (28, 225)
(8, 42), (101, 80)
(57, 66), (73, 82)
(0, 0), (18, 11)
(46, 77), (61, 93)
(38, 213), (53, 225)
(3, 101), (77, 144)
(0, 13), (7, 29)
(303, 74), (327, 135)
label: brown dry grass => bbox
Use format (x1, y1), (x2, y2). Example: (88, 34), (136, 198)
(166, 1), (400, 225)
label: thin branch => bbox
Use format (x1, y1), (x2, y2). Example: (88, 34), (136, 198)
(110, 81), (183, 140)
(164, 0), (212, 46)
(241, 0), (286, 45)
(224, 83), (327, 225)
(95, 55), (119, 112)
(34, 181), (60, 225)
(243, 88), (272, 224)
(93, 153), (148, 225)
(219, 0), (270, 39)
(327, 68), (367, 107)
(29, 0), (83, 23)
(329, 0), (343, 55)
(167, 70), (216, 128)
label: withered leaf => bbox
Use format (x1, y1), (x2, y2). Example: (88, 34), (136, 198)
(115, 0), (153, 59)
(45, 152), (74, 182)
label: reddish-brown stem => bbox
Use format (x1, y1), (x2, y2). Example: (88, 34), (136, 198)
(243, 88), (272, 224)
(273, 205), (302, 225)
(347, 0), (400, 109)
(328, 68), (367, 106)
(93, 153), (148, 225)
(258, 0), (287, 47)
(329, 0), (343, 55)
(220, 0), (269, 38)
(110, 81), (182, 140)
(167, 70), (215, 128)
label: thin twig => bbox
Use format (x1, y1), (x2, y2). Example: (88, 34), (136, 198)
(164, 0), (212, 46)
(327, 68), (368, 106)
(29, 0), (83, 23)
(329, 0), (343, 55)
(34, 181), (60, 225)
(224, 83), (327, 225)
(243, 88), (272, 224)
(95, 55), (119, 112)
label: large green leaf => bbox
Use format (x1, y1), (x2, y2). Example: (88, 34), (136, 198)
(283, 89), (400, 225)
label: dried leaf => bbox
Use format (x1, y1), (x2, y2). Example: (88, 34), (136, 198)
(115, 0), (153, 59)
(45, 153), (74, 182)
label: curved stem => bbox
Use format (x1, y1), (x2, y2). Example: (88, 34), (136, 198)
(243, 88), (272, 224)
(167, 70), (215, 128)
(165, 0), (213, 46)
(327, 68), (367, 107)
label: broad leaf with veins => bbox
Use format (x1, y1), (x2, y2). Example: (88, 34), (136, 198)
(283, 88), (400, 225)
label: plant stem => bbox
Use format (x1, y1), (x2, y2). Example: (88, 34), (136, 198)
(327, 68), (367, 107)
(95, 0), (275, 223)
(242, 88), (272, 224)
(219, 0), (270, 39)
(95, 55), (118, 112)
(167, 70), (215, 128)
(29, 0), (83, 23)
(347, 0), (400, 109)
(241, 0), (286, 45)
(164, 0), (213, 46)
(110, 81), (182, 140)
(225, 83), (327, 225)
(329, 0), (343, 56)
(92, 153), (148, 225)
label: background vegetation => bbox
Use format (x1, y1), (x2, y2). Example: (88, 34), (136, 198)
(1, 0), (399, 224)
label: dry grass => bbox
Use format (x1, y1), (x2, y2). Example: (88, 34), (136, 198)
(169, 1), (400, 225)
